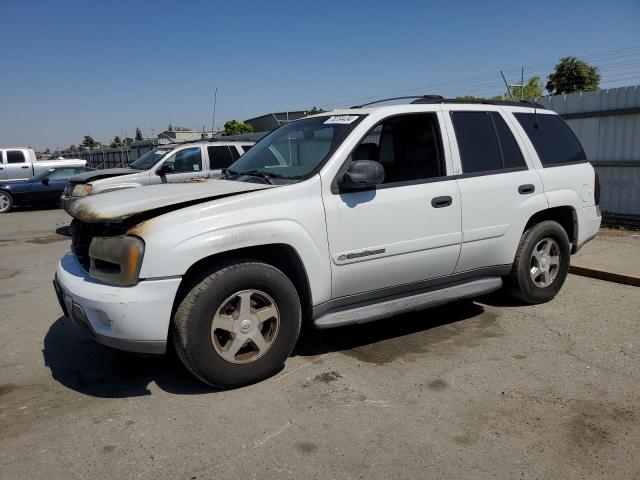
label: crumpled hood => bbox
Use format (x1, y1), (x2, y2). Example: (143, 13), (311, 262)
(69, 179), (274, 223)
(70, 168), (142, 183)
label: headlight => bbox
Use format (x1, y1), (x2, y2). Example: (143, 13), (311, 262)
(88, 235), (145, 285)
(72, 184), (93, 197)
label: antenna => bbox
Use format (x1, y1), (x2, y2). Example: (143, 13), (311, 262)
(211, 87), (218, 133)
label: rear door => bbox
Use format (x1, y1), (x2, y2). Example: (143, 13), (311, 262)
(443, 107), (547, 273)
(0, 151), (6, 180)
(5, 149), (32, 180)
(207, 145), (240, 174)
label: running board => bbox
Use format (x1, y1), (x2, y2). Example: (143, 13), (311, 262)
(313, 277), (502, 329)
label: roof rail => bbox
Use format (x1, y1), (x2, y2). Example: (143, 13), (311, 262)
(349, 95), (547, 110)
(351, 95), (443, 108)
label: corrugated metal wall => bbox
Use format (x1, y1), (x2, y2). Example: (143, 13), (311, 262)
(536, 86), (640, 223)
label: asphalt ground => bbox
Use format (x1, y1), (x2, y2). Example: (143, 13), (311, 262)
(1, 208), (639, 479)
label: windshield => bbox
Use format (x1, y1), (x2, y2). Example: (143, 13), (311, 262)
(130, 148), (171, 170)
(228, 115), (363, 180)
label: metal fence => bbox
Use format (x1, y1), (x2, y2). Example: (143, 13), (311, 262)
(536, 85), (640, 227)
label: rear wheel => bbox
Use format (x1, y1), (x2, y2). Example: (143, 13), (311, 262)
(0, 191), (13, 214)
(172, 260), (301, 388)
(506, 220), (571, 304)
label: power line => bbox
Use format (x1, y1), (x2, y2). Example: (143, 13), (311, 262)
(318, 46), (640, 108)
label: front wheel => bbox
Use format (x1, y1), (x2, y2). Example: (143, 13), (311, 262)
(0, 191), (13, 214)
(172, 260), (301, 389)
(506, 220), (571, 304)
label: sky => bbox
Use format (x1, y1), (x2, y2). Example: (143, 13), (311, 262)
(0, 0), (638, 151)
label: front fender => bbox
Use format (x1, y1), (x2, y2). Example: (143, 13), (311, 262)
(137, 219), (331, 306)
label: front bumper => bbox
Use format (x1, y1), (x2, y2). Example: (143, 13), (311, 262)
(60, 194), (76, 213)
(54, 253), (181, 354)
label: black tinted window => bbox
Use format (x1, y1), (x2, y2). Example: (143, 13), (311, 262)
(6, 150), (26, 164)
(241, 145), (252, 153)
(451, 112), (502, 173)
(208, 146), (236, 169)
(351, 113), (445, 185)
(491, 113), (525, 169)
(515, 113), (587, 166)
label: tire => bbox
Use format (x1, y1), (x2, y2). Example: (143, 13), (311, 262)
(0, 191), (13, 214)
(506, 220), (571, 304)
(172, 260), (301, 389)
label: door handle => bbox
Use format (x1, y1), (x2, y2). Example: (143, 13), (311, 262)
(21, 166), (29, 169)
(518, 184), (535, 195)
(431, 196), (453, 208)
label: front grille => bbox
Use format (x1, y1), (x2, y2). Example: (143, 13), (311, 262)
(70, 219), (126, 271)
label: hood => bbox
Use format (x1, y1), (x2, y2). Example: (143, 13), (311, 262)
(69, 179), (274, 223)
(70, 168), (142, 183)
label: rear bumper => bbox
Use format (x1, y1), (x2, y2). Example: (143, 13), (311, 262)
(574, 205), (602, 253)
(54, 253), (181, 354)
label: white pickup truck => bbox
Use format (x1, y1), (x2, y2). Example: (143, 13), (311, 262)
(53, 97), (601, 388)
(60, 140), (254, 211)
(0, 148), (86, 181)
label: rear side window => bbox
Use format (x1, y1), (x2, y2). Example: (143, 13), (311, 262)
(208, 146), (236, 169)
(451, 112), (525, 174)
(241, 145), (253, 153)
(6, 150), (26, 164)
(515, 113), (587, 166)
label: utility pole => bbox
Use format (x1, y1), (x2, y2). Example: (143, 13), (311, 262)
(212, 87), (218, 134)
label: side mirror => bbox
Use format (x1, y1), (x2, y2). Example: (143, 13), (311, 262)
(41, 178), (49, 185)
(339, 160), (385, 191)
(156, 164), (173, 176)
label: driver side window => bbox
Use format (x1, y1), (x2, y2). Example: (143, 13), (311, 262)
(162, 147), (202, 174)
(350, 113), (445, 185)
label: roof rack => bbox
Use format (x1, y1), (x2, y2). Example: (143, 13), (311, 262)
(350, 95), (547, 110)
(351, 95), (443, 108)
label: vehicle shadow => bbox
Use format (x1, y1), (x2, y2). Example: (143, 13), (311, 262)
(43, 301), (487, 398)
(43, 316), (214, 398)
(294, 300), (487, 357)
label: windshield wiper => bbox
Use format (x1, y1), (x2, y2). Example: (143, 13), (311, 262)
(234, 169), (282, 184)
(221, 168), (238, 179)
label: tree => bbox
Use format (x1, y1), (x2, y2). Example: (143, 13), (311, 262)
(455, 95), (504, 101)
(503, 76), (543, 100)
(135, 127), (143, 141)
(68, 145), (78, 152)
(223, 120), (253, 136)
(307, 106), (325, 115)
(168, 123), (173, 132)
(82, 135), (98, 149)
(546, 57), (600, 95)
(109, 136), (124, 148)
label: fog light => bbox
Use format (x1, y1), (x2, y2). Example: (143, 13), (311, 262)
(97, 310), (111, 326)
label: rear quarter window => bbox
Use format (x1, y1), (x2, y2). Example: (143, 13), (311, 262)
(515, 113), (587, 166)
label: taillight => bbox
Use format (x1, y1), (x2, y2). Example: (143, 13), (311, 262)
(594, 171), (601, 206)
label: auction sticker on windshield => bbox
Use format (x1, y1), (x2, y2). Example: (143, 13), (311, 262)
(324, 115), (359, 125)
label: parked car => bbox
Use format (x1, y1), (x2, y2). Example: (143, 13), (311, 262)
(61, 140), (254, 211)
(53, 97), (601, 388)
(0, 148), (86, 181)
(0, 166), (94, 213)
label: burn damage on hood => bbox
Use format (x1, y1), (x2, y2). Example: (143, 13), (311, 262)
(68, 180), (274, 226)
(69, 168), (143, 184)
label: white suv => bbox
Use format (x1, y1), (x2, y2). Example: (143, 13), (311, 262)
(53, 97), (601, 388)
(60, 140), (253, 211)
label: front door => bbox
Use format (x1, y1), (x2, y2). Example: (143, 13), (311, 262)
(154, 146), (205, 183)
(322, 112), (462, 298)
